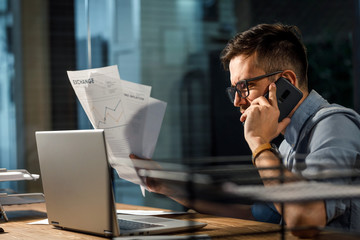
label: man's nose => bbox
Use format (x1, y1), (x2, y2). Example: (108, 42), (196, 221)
(234, 92), (246, 107)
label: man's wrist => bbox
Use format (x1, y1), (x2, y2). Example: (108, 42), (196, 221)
(252, 143), (272, 165)
(251, 143), (281, 166)
(247, 137), (268, 152)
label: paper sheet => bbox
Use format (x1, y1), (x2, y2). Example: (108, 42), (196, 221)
(116, 210), (187, 216)
(27, 219), (49, 225)
(0, 171), (39, 182)
(67, 65), (166, 190)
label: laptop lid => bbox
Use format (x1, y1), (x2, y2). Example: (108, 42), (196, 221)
(36, 129), (206, 237)
(36, 129), (119, 237)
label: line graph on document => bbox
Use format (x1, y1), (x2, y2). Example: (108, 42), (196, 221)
(87, 97), (127, 129)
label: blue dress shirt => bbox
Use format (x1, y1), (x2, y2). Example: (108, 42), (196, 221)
(279, 90), (360, 231)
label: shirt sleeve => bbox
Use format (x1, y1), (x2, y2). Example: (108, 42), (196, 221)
(300, 114), (360, 223)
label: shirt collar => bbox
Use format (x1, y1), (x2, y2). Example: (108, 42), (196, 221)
(283, 90), (329, 147)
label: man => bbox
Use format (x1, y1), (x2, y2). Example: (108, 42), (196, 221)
(132, 23), (360, 237)
(220, 22), (360, 236)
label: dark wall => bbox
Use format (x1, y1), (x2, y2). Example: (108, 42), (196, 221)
(48, 0), (77, 130)
(237, 0), (356, 109)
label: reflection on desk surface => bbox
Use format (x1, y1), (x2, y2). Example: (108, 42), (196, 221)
(1, 203), (360, 240)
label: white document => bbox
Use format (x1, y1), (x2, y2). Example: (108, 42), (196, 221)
(0, 171), (39, 182)
(27, 219), (49, 225)
(67, 65), (166, 189)
(116, 210), (187, 216)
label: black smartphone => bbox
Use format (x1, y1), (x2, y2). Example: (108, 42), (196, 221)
(264, 77), (303, 122)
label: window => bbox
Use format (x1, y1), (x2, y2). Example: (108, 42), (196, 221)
(2, 0), (358, 210)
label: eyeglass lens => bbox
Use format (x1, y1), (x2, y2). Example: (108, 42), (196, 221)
(236, 81), (248, 98)
(226, 81), (248, 103)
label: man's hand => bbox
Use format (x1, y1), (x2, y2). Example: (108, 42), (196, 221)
(240, 83), (290, 151)
(129, 154), (163, 192)
(130, 156), (255, 220)
(129, 154), (178, 197)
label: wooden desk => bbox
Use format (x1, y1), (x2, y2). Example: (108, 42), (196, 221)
(0, 203), (358, 239)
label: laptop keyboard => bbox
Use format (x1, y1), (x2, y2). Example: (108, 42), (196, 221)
(118, 218), (163, 230)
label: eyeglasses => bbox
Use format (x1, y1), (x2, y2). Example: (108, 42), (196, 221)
(226, 71), (283, 103)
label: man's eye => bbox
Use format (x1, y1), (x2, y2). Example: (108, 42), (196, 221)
(236, 81), (246, 90)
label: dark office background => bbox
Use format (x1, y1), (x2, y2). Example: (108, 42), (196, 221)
(0, 0), (359, 209)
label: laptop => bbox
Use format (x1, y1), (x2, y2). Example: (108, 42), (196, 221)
(35, 129), (206, 237)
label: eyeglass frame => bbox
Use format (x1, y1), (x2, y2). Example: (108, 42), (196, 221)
(226, 70), (283, 103)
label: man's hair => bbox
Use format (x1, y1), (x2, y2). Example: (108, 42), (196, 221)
(220, 23), (308, 89)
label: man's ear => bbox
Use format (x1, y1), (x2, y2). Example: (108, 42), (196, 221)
(281, 70), (297, 86)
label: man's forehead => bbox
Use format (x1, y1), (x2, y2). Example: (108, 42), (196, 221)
(229, 55), (264, 78)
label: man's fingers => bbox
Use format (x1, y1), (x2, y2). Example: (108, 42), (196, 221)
(129, 153), (150, 161)
(129, 153), (139, 159)
(278, 117), (291, 133)
(252, 96), (269, 106)
(240, 112), (247, 122)
(268, 83), (278, 108)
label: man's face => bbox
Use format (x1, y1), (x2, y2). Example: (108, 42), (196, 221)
(229, 54), (277, 114)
